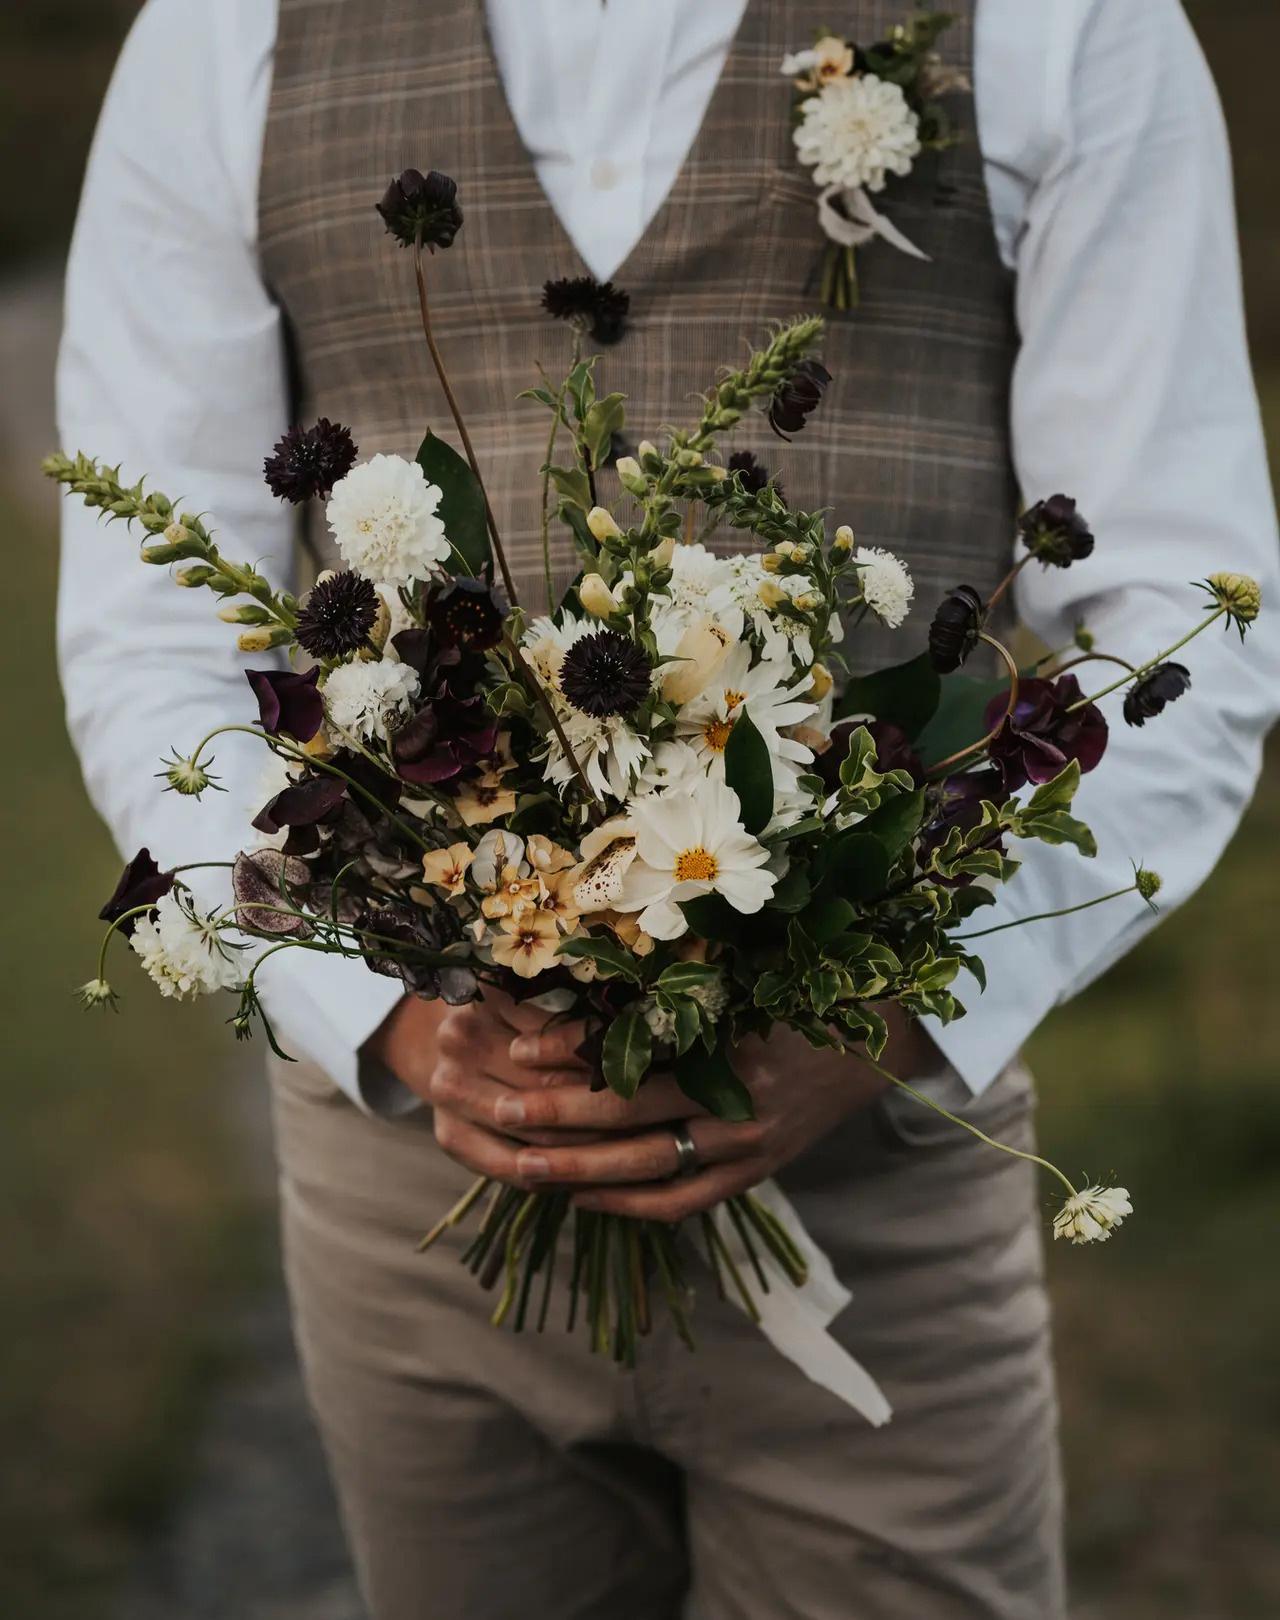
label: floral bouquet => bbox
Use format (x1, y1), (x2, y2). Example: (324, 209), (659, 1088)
(48, 168), (1262, 1368)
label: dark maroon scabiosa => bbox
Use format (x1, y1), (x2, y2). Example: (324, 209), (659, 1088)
(541, 275), (631, 345)
(424, 578), (505, 652)
(727, 450), (782, 498)
(263, 419), (357, 504)
(1123, 661), (1191, 728)
(295, 572), (380, 660)
(767, 359), (831, 440)
(393, 683), (500, 786)
(1018, 494), (1094, 567)
(928, 584), (986, 673)
(99, 848), (174, 936)
(984, 674), (1108, 791)
(377, 168), (463, 250)
(559, 630), (653, 719)
(245, 666), (324, 742)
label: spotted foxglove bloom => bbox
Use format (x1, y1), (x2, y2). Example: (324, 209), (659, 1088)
(853, 545), (914, 628)
(130, 894), (241, 1000)
(1052, 1186), (1133, 1246)
(325, 454), (450, 586)
(322, 657), (419, 744)
(793, 76), (921, 194)
(615, 779), (775, 940)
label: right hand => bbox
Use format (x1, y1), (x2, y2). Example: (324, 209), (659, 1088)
(366, 991), (706, 1186)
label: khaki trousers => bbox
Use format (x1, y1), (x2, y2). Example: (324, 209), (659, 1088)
(271, 1058), (1064, 1620)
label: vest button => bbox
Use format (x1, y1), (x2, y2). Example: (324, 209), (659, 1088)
(589, 157), (621, 192)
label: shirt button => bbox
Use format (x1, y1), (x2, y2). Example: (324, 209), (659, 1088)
(590, 157), (621, 191)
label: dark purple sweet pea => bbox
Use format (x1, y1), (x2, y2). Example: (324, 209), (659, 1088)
(251, 775), (347, 836)
(99, 848), (174, 936)
(246, 667), (324, 742)
(393, 682), (500, 786)
(984, 674), (1108, 792)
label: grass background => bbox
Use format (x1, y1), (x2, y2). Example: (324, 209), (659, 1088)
(0, 4), (1276, 1617)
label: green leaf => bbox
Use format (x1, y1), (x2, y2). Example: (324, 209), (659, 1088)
(815, 830), (892, 904)
(601, 1007), (652, 1099)
(547, 464), (592, 511)
(723, 708), (774, 835)
(835, 652), (941, 737)
(556, 933), (643, 981)
(768, 863), (812, 912)
(670, 998), (702, 1056)
(679, 892), (739, 942)
(857, 788), (926, 863)
(582, 392), (627, 468)
(415, 432), (490, 576)
(915, 672), (1008, 766)
(674, 1043), (755, 1122)
(805, 967), (841, 1016)
(1023, 759), (1081, 817)
(656, 962), (722, 995)
(802, 895), (854, 944)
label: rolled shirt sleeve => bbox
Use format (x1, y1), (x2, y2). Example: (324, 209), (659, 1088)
(56, 0), (408, 1108)
(932, 0), (1280, 1091)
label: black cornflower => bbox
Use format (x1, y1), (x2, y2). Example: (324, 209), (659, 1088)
(541, 276), (631, 344)
(559, 630), (652, 718)
(377, 168), (463, 250)
(425, 578), (505, 652)
(1122, 661), (1191, 728)
(727, 450), (782, 498)
(295, 572), (380, 660)
(1018, 494), (1094, 568)
(263, 419), (358, 504)
(99, 848), (174, 936)
(928, 584), (986, 673)
(767, 359), (831, 440)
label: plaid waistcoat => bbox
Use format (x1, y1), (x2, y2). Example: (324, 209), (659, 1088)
(259, 0), (1018, 667)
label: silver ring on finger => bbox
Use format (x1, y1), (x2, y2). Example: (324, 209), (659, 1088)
(670, 1121), (700, 1179)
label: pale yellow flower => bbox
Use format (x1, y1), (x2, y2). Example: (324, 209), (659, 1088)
(526, 835), (576, 877)
(420, 842), (473, 897)
(454, 769), (518, 827)
(491, 910), (562, 978)
(481, 865), (543, 924)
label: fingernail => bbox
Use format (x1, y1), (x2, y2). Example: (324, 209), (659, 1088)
(495, 1095), (526, 1127)
(517, 1152), (550, 1179)
(509, 1037), (536, 1064)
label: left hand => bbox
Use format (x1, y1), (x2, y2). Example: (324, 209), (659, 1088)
(507, 1011), (939, 1222)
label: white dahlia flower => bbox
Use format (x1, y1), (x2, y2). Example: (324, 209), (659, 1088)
(793, 76), (921, 194)
(130, 894), (241, 1000)
(616, 779), (775, 941)
(322, 657), (420, 744)
(1052, 1185), (1133, 1246)
(853, 545), (914, 628)
(325, 454), (450, 586)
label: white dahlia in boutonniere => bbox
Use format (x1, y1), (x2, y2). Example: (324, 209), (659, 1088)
(615, 779), (776, 941)
(781, 12), (964, 310)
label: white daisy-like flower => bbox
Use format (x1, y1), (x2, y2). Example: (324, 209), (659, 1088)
(325, 454), (450, 587)
(648, 544), (748, 650)
(130, 894), (241, 1000)
(853, 545), (914, 628)
(675, 642), (818, 787)
(544, 707), (651, 802)
(615, 779), (776, 941)
(636, 739), (708, 797)
(1052, 1185), (1133, 1246)
(522, 611), (594, 691)
(793, 76), (921, 194)
(322, 657), (419, 744)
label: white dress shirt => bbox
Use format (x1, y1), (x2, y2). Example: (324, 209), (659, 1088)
(57, 0), (1280, 1107)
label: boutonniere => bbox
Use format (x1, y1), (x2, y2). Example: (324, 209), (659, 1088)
(782, 13), (967, 309)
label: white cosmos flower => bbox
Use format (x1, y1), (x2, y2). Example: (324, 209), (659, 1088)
(616, 779), (775, 940)
(131, 894), (241, 1000)
(325, 454), (450, 587)
(636, 738), (708, 796)
(1052, 1185), (1133, 1245)
(853, 545), (914, 628)
(322, 657), (419, 743)
(793, 76), (921, 194)
(674, 642), (818, 787)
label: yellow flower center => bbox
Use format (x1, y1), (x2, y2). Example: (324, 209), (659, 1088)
(723, 688), (747, 710)
(674, 846), (719, 883)
(702, 718), (734, 753)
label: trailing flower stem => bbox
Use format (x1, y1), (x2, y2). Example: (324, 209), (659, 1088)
(925, 631), (1021, 778)
(951, 881), (1145, 940)
(1067, 607), (1227, 711)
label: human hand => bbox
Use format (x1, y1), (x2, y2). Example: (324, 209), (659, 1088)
(510, 1008), (938, 1221)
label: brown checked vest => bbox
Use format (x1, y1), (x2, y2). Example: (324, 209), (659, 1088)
(258, 0), (1019, 670)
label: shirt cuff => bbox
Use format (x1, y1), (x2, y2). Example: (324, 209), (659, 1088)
(254, 947), (416, 1114)
(923, 926), (1060, 1096)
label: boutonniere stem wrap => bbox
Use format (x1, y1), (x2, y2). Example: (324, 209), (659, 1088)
(783, 15), (967, 309)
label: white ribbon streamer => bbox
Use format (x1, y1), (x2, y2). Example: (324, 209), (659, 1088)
(817, 184), (930, 262)
(712, 1178), (893, 1428)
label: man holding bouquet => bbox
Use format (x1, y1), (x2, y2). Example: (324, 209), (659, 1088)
(57, 1), (1278, 1617)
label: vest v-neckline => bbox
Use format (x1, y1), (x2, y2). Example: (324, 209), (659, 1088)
(472, 0), (758, 289)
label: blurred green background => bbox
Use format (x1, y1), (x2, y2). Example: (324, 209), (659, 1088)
(1, 4), (1276, 1618)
